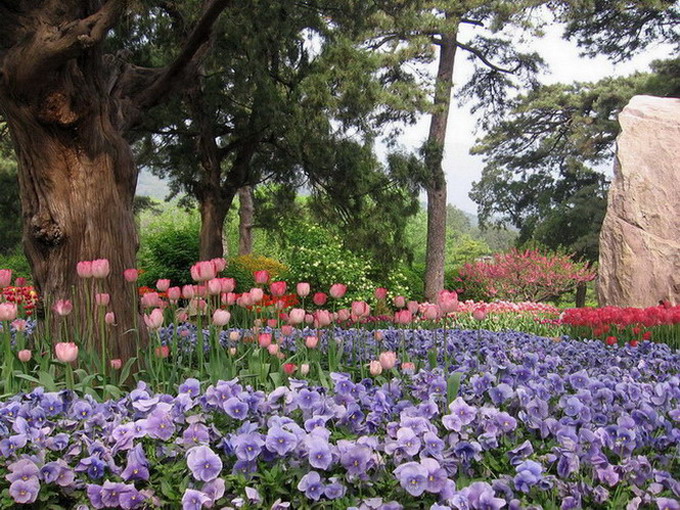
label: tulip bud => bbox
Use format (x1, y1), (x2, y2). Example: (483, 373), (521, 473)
(155, 345), (170, 358)
(95, 293), (110, 306)
(105, 312), (116, 325)
(270, 281), (287, 297)
(182, 285), (195, 299)
(296, 282), (310, 298)
(220, 278), (235, 293)
(0, 269), (13, 288)
(393, 295), (406, 308)
(156, 279), (171, 292)
(288, 308), (306, 325)
(123, 268), (139, 282)
(312, 292), (327, 306)
(299, 363), (310, 376)
(253, 270), (270, 284)
(55, 342), (79, 363)
(374, 287), (388, 300)
(258, 333), (272, 348)
(110, 359), (122, 370)
(329, 283), (347, 299)
(267, 343), (279, 355)
(281, 325), (293, 336)
(229, 347), (237, 356)
(52, 299), (73, 317)
(369, 360), (382, 376)
(0, 303), (18, 321)
(207, 278), (222, 295)
(91, 259), (110, 279)
(305, 336), (319, 349)
(472, 309), (486, 321)
(229, 331), (241, 342)
(76, 261), (93, 278)
(167, 287), (181, 302)
(379, 351), (397, 370)
(249, 288), (264, 303)
(17, 350), (31, 363)
(283, 363), (296, 375)
(212, 309), (231, 326)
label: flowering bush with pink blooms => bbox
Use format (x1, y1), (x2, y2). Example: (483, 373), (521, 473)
(457, 248), (595, 303)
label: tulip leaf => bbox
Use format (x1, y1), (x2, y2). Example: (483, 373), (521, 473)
(447, 372), (462, 405)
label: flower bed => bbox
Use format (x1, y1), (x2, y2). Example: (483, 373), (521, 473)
(1, 330), (678, 509)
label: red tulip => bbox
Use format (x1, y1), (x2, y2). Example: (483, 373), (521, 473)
(270, 281), (287, 297)
(283, 363), (297, 375)
(312, 292), (327, 306)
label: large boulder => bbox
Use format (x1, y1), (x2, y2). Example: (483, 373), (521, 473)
(598, 95), (680, 307)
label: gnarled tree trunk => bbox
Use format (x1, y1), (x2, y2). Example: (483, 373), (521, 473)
(198, 188), (234, 260)
(424, 29), (458, 302)
(0, 0), (230, 362)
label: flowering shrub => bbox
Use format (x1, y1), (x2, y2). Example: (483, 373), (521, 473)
(224, 255), (288, 292)
(0, 331), (678, 508)
(458, 248), (595, 302)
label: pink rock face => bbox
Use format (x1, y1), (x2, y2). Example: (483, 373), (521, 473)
(598, 95), (680, 307)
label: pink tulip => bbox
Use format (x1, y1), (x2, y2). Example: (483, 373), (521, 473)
(422, 304), (440, 320)
(110, 359), (122, 370)
(155, 345), (170, 358)
(438, 290), (459, 314)
(0, 303), (18, 321)
(351, 301), (370, 318)
(105, 312), (116, 325)
(11, 319), (27, 331)
(211, 257), (226, 273)
(296, 282), (310, 298)
(52, 299), (73, 317)
(270, 281), (287, 297)
(14, 277), (26, 287)
(17, 350), (31, 363)
(281, 325), (293, 336)
(379, 351), (397, 370)
(305, 314), (314, 324)
(374, 287), (388, 300)
(0, 269), (12, 288)
(407, 301), (420, 314)
(143, 308), (164, 330)
(394, 309), (413, 324)
(55, 342), (78, 363)
(472, 309), (487, 321)
(182, 285), (195, 299)
(337, 308), (351, 322)
(167, 287), (181, 301)
(393, 295), (406, 308)
(249, 288), (264, 302)
(212, 309), (231, 326)
(288, 308), (306, 325)
(207, 278), (222, 295)
(314, 309), (332, 327)
(190, 261), (217, 282)
(305, 336), (319, 349)
(141, 292), (162, 308)
(283, 363), (297, 375)
(267, 343), (280, 355)
(369, 360), (382, 376)
(258, 333), (272, 348)
(123, 268), (139, 282)
(220, 278), (235, 293)
(195, 285), (207, 297)
(229, 331), (241, 342)
(76, 261), (92, 278)
(267, 319), (278, 328)
(156, 279), (171, 292)
(329, 283), (347, 299)
(91, 259), (110, 279)
(95, 293), (110, 306)
(401, 361), (416, 373)
(253, 270), (270, 284)
(223, 292), (237, 305)
(312, 292), (327, 306)
(299, 363), (310, 376)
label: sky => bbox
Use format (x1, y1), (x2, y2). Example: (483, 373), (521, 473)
(391, 23), (674, 215)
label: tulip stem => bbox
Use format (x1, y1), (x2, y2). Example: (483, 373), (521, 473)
(65, 363), (74, 391)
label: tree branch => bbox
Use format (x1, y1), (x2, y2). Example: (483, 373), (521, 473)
(123, 0), (232, 128)
(456, 41), (517, 74)
(10, 0), (127, 87)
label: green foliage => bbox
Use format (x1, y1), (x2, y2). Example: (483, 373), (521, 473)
(137, 207), (201, 288)
(0, 246), (31, 281)
(0, 132), (21, 254)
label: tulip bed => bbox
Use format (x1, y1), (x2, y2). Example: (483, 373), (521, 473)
(1, 330), (679, 509)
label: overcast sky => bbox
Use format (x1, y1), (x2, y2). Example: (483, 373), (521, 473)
(391, 23), (674, 214)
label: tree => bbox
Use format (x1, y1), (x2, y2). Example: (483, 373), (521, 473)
(0, 124), (21, 255)
(470, 59), (680, 261)
(0, 0), (231, 361)
(367, 1), (544, 301)
(135, 0), (430, 262)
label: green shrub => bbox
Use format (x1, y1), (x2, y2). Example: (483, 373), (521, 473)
(0, 246), (32, 282)
(137, 208), (200, 288)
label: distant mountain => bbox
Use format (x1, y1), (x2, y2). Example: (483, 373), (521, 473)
(136, 168), (170, 201)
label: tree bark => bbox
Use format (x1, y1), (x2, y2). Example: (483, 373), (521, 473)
(238, 186), (254, 256)
(0, 1), (231, 362)
(198, 189), (234, 260)
(575, 281), (587, 308)
(424, 28), (458, 302)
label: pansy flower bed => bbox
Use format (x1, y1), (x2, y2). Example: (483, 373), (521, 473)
(1, 330), (679, 509)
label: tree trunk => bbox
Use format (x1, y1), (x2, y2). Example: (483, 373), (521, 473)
(1, 91), (141, 363)
(424, 29), (458, 302)
(575, 281), (587, 308)
(198, 189), (234, 260)
(238, 186), (254, 256)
